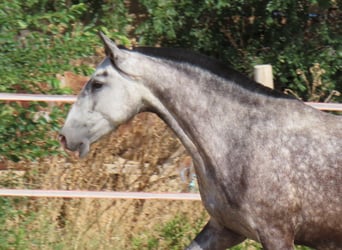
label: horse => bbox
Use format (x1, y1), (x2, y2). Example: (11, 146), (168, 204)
(59, 32), (342, 250)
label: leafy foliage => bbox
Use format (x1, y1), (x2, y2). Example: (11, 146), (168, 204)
(0, 0), (129, 162)
(0, 103), (62, 162)
(135, 0), (341, 101)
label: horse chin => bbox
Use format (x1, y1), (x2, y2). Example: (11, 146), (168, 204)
(78, 139), (90, 158)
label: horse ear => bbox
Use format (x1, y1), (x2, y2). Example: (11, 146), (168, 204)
(98, 31), (128, 65)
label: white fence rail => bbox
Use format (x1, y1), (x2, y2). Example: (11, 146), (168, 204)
(304, 102), (342, 111)
(1, 93), (341, 111)
(0, 189), (201, 200)
(0, 93), (341, 200)
(0, 93), (77, 103)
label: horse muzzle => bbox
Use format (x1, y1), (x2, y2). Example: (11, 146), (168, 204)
(59, 129), (90, 158)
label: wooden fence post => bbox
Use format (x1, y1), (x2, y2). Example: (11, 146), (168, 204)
(254, 64), (274, 89)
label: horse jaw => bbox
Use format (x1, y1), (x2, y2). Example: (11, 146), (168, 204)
(59, 99), (115, 158)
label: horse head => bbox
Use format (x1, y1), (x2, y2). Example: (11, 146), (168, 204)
(59, 33), (149, 157)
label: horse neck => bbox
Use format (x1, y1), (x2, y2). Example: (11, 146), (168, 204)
(141, 61), (264, 184)
(143, 61), (263, 133)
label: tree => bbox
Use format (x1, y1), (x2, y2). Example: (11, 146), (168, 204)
(134, 0), (341, 101)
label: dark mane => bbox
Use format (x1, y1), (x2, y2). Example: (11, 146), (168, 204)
(132, 46), (292, 99)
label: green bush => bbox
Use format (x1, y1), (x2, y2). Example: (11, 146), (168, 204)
(0, 0), (130, 162)
(135, 0), (341, 101)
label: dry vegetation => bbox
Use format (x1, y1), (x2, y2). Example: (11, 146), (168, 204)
(1, 113), (208, 249)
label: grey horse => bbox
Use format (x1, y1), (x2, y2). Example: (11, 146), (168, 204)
(59, 32), (342, 250)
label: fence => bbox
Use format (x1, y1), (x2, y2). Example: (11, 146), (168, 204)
(1, 93), (342, 111)
(0, 92), (341, 200)
(0, 189), (201, 200)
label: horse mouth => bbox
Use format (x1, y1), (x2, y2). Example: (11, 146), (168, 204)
(59, 135), (90, 158)
(78, 140), (90, 158)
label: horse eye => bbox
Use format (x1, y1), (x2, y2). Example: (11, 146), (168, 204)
(91, 81), (103, 91)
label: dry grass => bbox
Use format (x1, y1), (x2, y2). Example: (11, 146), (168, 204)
(1, 113), (207, 249)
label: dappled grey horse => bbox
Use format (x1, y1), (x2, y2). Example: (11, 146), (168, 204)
(59, 32), (342, 250)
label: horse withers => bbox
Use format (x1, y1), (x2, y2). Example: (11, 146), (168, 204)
(59, 32), (342, 250)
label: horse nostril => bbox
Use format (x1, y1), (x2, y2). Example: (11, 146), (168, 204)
(59, 134), (67, 148)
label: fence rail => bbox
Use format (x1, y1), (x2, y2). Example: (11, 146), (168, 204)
(0, 189), (201, 200)
(0, 93), (341, 200)
(0, 93), (77, 103)
(1, 93), (341, 111)
(304, 102), (342, 111)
